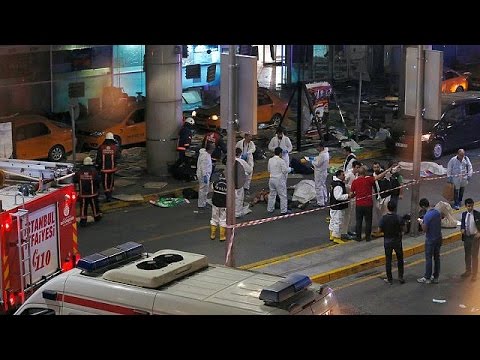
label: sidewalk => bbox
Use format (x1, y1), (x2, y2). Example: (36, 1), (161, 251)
(241, 209), (466, 285)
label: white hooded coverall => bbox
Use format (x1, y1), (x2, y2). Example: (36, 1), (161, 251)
(313, 147), (330, 206)
(235, 157), (253, 217)
(196, 148), (212, 208)
(236, 138), (256, 190)
(268, 135), (293, 167)
(267, 155), (289, 213)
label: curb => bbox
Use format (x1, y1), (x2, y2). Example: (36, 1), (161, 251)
(310, 231), (462, 284)
(96, 147), (388, 214)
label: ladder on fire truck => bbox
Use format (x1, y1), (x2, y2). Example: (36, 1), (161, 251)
(11, 208), (33, 298)
(0, 158), (75, 190)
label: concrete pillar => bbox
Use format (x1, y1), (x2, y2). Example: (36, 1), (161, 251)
(145, 45), (182, 176)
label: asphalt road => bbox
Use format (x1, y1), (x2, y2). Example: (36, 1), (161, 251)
(77, 146), (480, 267)
(330, 240), (480, 315)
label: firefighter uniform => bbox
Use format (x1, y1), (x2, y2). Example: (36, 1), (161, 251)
(75, 157), (101, 227)
(96, 133), (121, 202)
(210, 173), (227, 241)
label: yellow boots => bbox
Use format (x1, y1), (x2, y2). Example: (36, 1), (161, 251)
(210, 225), (217, 240)
(211, 225), (226, 241)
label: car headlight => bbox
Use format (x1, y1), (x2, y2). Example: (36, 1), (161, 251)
(211, 115), (219, 121)
(421, 133), (431, 142)
(89, 131), (105, 137)
(191, 110), (196, 117)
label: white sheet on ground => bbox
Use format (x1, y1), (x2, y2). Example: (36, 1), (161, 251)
(398, 161), (447, 176)
(292, 180), (316, 204)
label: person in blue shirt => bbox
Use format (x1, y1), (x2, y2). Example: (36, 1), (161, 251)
(417, 198), (443, 284)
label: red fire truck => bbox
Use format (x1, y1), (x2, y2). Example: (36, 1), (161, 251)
(0, 159), (79, 313)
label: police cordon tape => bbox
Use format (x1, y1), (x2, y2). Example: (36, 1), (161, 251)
(227, 168), (476, 229)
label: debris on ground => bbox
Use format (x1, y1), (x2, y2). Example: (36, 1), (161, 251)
(459, 304), (467, 309)
(149, 197), (188, 208)
(432, 299), (447, 304)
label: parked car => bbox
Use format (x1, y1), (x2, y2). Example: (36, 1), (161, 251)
(12, 114), (74, 161)
(193, 87), (288, 130)
(453, 63), (480, 90)
(76, 106), (145, 150)
(77, 90), (204, 150)
(394, 92), (480, 160)
(442, 68), (468, 93)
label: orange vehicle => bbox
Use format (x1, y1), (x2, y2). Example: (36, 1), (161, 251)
(76, 106), (145, 150)
(193, 87), (288, 130)
(12, 115), (74, 162)
(442, 68), (469, 93)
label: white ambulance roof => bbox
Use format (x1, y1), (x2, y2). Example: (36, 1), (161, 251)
(102, 249), (209, 288)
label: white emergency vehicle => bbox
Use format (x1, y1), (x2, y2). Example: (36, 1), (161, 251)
(14, 242), (337, 315)
(0, 158), (79, 313)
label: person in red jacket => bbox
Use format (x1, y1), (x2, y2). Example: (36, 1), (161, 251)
(350, 165), (391, 242)
(96, 132), (121, 202)
(74, 156), (102, 227)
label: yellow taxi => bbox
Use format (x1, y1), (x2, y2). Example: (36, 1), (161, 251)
(193, 87), (288, 129)
(76, 106), (145, 149)
(13, 114), (74, 161)
(442, 69), (468, 93)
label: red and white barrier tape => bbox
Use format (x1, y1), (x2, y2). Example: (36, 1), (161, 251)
(227, 169), (476, 229)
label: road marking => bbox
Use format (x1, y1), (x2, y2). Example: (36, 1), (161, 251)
(139, 225), (210, 245)
(332, 244), (463, 291)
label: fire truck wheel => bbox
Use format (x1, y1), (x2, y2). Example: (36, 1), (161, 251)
(48, 145), (65, 162)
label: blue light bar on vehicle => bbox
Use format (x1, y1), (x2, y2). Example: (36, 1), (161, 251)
(259, 273), (312, 304)
(77, 242), (145, 272)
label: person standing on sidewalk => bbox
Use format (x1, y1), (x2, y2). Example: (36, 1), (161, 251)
(447, 149), (473, 210)
(210, 170), (227, 241)
(236, 132), (256, 194)
(96, 132), (121, 202)
(312, 142), (330, 207)
(350, 165), (391, 242)
(379, 200), (405, 284)
(267, 147), (291, 215)
(235, 147), (253, 218)
(372, 161), (391, 237)
(460, 198), (480, 281)
(385, 160), (403, 211)
(268, 127), (293, 167)
(329, 169), (354, 244)
(177, 117), (195, 160)
(196, 143), (215, 209)
(342, 146), (357, 173)
(343, 160), (361, 237)
(417, 198), (443, 284)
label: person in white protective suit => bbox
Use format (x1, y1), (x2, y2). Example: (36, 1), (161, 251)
(268, 128), (292, 167)
(267, 147), (291, 215)
(196, 143), (215, 209)
(236, 132), (256, 193)
(312, 142), (330, 207)
(329, 169), (355, 244)
(235, 148), (253, 218)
